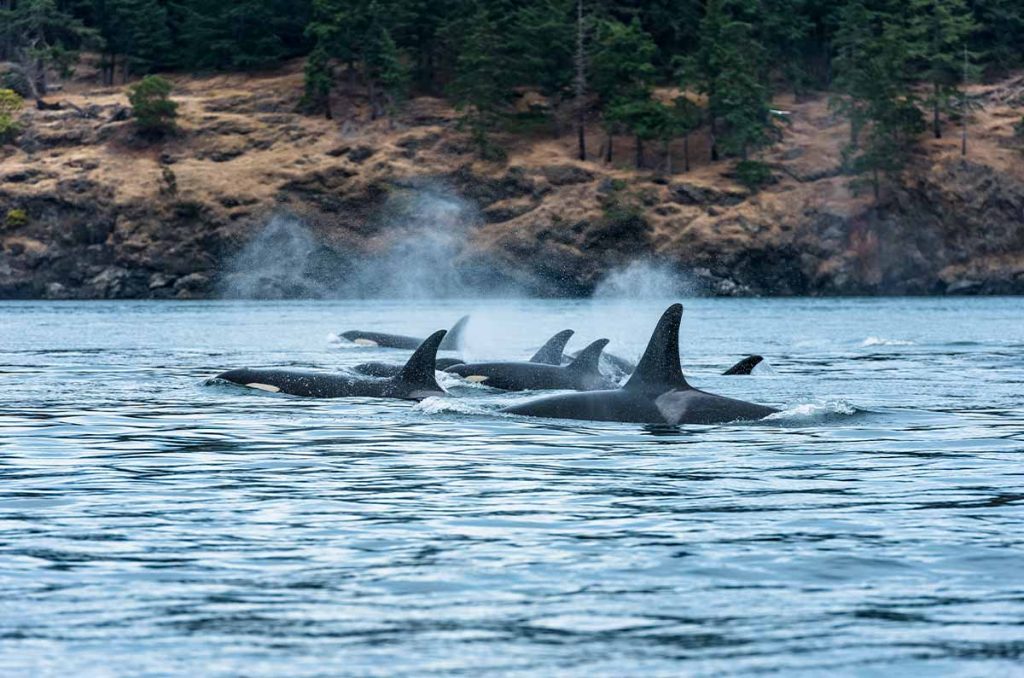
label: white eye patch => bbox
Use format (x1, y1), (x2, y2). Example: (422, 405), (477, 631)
(463, 375), (489, 383)
(353, 338), (379, 346)
(245, 383), (281, 393)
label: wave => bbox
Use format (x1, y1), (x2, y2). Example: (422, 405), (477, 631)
(764, 400), (859, 422)
(414, 396), (493, 415)
(861, 336), (915, 347)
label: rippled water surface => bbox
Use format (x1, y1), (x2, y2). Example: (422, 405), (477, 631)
(2, 298), (1023, 676)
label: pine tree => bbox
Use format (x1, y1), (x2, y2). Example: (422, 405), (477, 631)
(448, 2), (514, 158)
(590, 17), (656, 163)
(909, 0), (978, 139)
(672, 94), (702, 172)
(971, 0), (1024, 74)
(8, 0), (95, 99)
(364, 3), (409, 119)
(833, 0), (924, 200)
(688, 0), (770, 162)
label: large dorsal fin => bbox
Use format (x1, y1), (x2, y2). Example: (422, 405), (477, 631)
(397, 330), (447, 389)
(439, 315), (469, 350)
(530, 329), (574, 365)
(566, 338), (609, 375)
(723, 355), (763, 375)
(623, 304), (689, 392)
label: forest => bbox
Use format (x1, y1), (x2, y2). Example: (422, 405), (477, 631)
(1, 0), (1022, 195)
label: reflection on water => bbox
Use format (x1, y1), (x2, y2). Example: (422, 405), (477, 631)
(1, 298), (1023, 675)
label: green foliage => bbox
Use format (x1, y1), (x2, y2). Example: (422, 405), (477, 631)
(687, 0), (772, 160)
(5, 0), (96, 97)
(734, 159), (773, 190)
(5, 208), (29, 228)
(448, 2), (515, 158)
(909, 0), (978, 138)
(833, 0), (926, 199)
(0, 88), (23, 142)
(127, 75), (178, 135)
(1014, 117), (1024, 140)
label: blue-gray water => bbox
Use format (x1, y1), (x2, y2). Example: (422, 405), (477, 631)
(1, 298), (1022, 676)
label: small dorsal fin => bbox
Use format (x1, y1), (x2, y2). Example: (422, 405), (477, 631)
(623, 304), (689, 392)
(530, 329), (574, 364)
(397, 330), (447, 388)
(723, 355), (763, 375)
(566, 338), (609, 374)
(439, 315), (469, 350)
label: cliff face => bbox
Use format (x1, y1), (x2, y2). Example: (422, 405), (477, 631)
(1, 62), (1023, 299)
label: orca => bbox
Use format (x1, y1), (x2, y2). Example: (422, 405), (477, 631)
(565, 349), (763, 377)
(723, 355), (764, 375)
(341, 315), (468, 350)
(445, 339), (616, 391)
(529, 329), (575, 365)
(216, 330), (447, 400)
(352, 357), (465, 378)
(501, 304), (779, 424)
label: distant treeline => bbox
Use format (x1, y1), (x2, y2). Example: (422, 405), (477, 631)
(2, 0), (1023, 192)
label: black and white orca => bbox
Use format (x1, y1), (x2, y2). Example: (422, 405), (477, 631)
(216, 330), (447, 400)
(351, 356), (465, 378)
(340, 315), (469, 350)
(445, 339), (616, 391)
(501, 304), (779, 424)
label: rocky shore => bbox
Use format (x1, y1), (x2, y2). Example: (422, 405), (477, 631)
(2, 63), (1023, 299)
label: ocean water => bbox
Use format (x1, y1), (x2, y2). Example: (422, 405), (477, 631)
(1, 297), (1022, 676)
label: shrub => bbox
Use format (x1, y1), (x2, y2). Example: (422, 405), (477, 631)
(5, 208), (28, 228)
(0, 89), (23, 143)
(127, 75), (178, 136)
(734, 160), (773, 191)
(1014, 116), (1024, 140)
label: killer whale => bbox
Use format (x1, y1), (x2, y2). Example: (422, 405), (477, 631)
(529, 330), (575, 365)
(445, 339), (616, 391)
(216, 330), (447, 400)
(723, 355), (764, 375)
(341, 315), (468, 350)
(352, 356), (465, 378)
(501, 304), (779, 424)
(564, 348), (763, 377)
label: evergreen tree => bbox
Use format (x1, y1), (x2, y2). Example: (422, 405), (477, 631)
(971, 0), (1024, 74)
(448, 1), (515, 158)
(672, 93), (702, 172)
(8, 0), (95, 99)
(688, 0), (771, 161)
(364, 2), (409, 119)
(590, 16), (656, 163)
(128, 73), (177, 135)
(833, 0), (924, 200)
(96, 0), (171, 83)
(909, 0), (978, 138)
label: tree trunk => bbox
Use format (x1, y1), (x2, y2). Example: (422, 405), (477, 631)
(604, 131), (612, 163)
(933, 81), (941, 139)
(577, 117), (586, 161)
(663, 140), (672, 175)
(709, 114), (719, 161)
(635, 136), (643, 169)
(683, 133), (690, 172)
(574, 0), (587, 161)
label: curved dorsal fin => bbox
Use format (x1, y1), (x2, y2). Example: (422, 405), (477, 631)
(397, 330), (447, 389)
(566, 338), (609, 375)
(530, 329), (574, 364)
(623, 304), (689, 392)
(439, 315), (470, 350)
(723, 355), (763, 375)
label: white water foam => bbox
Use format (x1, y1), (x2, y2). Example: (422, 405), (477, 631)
(413, 396), (492, 415)
(764, 401), (857, 422)
(861, 336), (915, 347)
